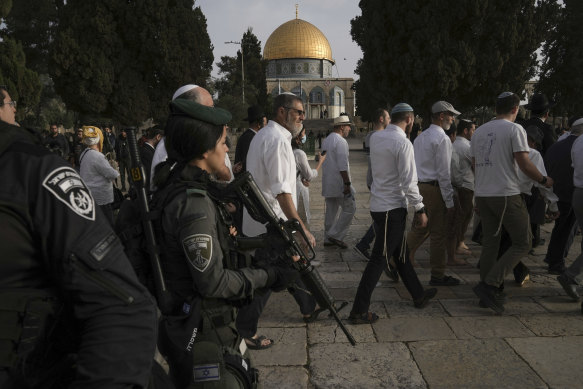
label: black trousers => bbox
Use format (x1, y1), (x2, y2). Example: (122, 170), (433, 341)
(351, 208), (424, 314)
(236, 247), (316, 338)
(545, 201), (578, 270)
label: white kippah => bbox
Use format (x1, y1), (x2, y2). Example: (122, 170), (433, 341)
(172, 84), (199, 101)
(497, 91), (514, 99)
(573, 118), (583, 127)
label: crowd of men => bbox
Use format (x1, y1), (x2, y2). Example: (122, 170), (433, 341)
(2, 78), (583, 388)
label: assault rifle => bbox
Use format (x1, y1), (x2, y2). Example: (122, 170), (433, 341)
(229, 171), (356, 346)
(126, 127), (173, 313)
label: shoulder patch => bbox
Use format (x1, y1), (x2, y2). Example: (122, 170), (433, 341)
(182, 234), (213, 272)
(42, 166), (96, 221)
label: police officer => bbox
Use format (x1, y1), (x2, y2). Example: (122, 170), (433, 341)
(0, 86), (158, 388)
(156, 97), (294, 388)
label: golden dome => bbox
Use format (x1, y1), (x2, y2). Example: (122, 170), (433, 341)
(263, 18), (334, 63)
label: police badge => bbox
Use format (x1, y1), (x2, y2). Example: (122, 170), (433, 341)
(42, 167), (96, 221)
(182, 234), (213, 272)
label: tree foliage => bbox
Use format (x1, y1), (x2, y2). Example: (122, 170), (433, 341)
(351, 0), (558, 122)
(50, 0), (214, 125)
(537, 0), (583, 116)
(215, 27), (268, 128)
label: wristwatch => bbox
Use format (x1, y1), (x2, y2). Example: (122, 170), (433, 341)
(415, 207), (426, 215)
(539, 176), (547, 185)
(344, 181), (351, 186)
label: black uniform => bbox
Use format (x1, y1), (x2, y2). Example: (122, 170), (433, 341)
(116, 134), (131, 190)
(0, 121), (157, 388)
(522, 116), (556, 157)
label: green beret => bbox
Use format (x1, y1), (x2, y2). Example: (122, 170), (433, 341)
(170, 98), (232, 125)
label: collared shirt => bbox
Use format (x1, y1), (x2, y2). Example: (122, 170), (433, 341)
(452, 137), (474, 191)
(572, 135), (583, 189)
(150, 137), (167, 191)
(370, 124), (424, 212)
(413, 124), (454, 207)
(321, 132), (351, 198)
(518, 148), (558, 210)
(471, 119), (530, 197)
(243, 120), (296, 236)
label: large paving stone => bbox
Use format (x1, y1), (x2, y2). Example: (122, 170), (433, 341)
(518, 314), (583, 336)
(329, 286), (399, 302)
(374, 317), (456, 342)
(441, 297), (547, 317)
(319, 271), (364, 288)
(384, 300), (447, 318)
(308, 322), (374, 344)
(444, 316), (534, 339)
(506, 336), (583, 389)
(409, 339), (546, 388)
(257, 291), (307, 327)
(249, 327), (306, 366)
(309, 342), (426, 389)
(535, 295), (582, 313)
(257, 366), (308, 389)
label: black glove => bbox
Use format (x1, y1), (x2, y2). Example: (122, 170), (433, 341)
(265, 266), (300, 292)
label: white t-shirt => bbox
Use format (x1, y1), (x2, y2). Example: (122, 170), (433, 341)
(243, 120), (296, 236)
(470, 119), (529, 197)
(321, 132), (351, 198)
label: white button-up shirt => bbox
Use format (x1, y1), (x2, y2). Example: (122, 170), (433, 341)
(452, 137), (474, 191)
(572, 135), (583, 189)
(413, 124), (454, 207)
(321, 132), (351, 198)
(243, 120), (296, 236)
(370, 124), (424, 212)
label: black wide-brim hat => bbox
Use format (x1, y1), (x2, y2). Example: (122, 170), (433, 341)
(244, 105), (265, 122)
(525, 93), (556, 111)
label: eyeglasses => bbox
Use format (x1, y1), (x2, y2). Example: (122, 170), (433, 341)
(1, 100), (17, 108)
(284, 106), (305, 117)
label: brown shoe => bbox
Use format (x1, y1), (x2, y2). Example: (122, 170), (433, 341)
(328, 237), (348, 249)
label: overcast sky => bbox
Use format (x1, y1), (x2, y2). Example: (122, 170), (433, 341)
(197, 0), (362, 81)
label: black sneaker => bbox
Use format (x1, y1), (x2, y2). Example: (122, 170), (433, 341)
(557, 274), (580, 301)
(429, 275), (460, 286)
(414, 288), (438, 308)
(473, 282), (504, 314)
(479, 290), (506, 308)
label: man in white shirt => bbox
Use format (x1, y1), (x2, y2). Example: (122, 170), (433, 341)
(321, 115), (356, 248)
(355, 108), (391, 260)
(239, 93), (318, 347)
(407, 100), (461, 286)
(452, 119), (476, 254)
(349, 103), (437, 324)
(471, 92), (554, 313)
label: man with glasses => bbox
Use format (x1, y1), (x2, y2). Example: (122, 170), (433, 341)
(407, 101), (462, 286)
(321, 114), (356, 249)
(0, 86), (17, 125)
(241, 93), (318, 348)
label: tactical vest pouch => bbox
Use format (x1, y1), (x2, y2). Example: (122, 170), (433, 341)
(0, 289), (60, 369)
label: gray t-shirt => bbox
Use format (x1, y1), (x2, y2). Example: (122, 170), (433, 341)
(80, 149), (120, 205)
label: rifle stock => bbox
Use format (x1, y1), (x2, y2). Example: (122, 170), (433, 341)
(126, 128), (173, 313)
(230, 172), (356, 346)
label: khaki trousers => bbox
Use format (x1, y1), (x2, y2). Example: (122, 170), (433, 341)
(407, 184), (447, 278)
(475, 195), (531, 287)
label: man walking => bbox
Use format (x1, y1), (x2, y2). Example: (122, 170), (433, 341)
(471, 92), (554, 313)
(355, 108), (390, 259)
(322, 114), (356, 249)
(407, 101), (461, 286)
(350, 103), (437, 324)
(235, 105), (266, 174)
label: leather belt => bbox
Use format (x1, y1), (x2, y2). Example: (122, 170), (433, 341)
(419, 180), (439, 187)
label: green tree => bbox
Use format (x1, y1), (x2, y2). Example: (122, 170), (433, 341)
(351, 0), (557, 122)
(537, 0), (583, 117)
(50, 0), (214, 125)
(215, 27), (268, 128)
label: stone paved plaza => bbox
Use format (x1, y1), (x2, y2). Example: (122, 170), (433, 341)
(246, 137), (583, 389)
